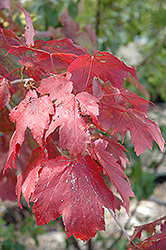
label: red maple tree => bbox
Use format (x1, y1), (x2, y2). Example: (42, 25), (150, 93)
(0, 7), (165, 247)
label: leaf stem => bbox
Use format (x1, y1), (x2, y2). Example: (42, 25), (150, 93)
(107, 208), (137, 248)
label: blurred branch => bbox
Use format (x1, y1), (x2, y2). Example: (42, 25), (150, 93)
(108, 208), (137, 248)
(137, 30), (166, 70)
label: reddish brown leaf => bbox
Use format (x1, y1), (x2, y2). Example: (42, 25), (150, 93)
(16, 147), (47, 208)
(31, 155), (121, 241)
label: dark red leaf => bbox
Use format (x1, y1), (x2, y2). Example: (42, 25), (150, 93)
(7, 45), (77, 75)
(68, 50), (138, 92)
(32, 155), (121, 241)
(99, 92), (165, 155)
(130, 215), (166, 242)
(43, 38), (88, 55)
(92, 139), (135, 213)
(105, 137), (130, 169)
(4, 90), (54, 172)
(16, 147), (47, 208)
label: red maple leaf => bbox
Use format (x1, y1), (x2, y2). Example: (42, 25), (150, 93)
(45, 90), (101, 156)
(7, 45), (77, 77)
(46, 93), (91, 156)
(105, 137), (130, 169)
(37, 72), (73, 101)
(68, 50), (137, 92)
(42, 38), (88, 55)
(91, 139), (135, 213)
(4, 90), (54, 172)
(98, 89), (165, 155)
(31, 155), (122, 241)
(16, 147), (47, 208)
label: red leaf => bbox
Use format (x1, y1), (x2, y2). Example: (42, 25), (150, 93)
(105, 137), (130, 169)
(111, 108), (165, 155)
(19, 56), (47, 81)
(130, 215), (166, 242)
(46, 93), (91, 156)
(16, 147), (47, 208)
(68, 50), (137, 92)
(43, 38), (88, 55)
(4, 90), (54, 172)
(37, 72), (73, 101)
(7, 45), (77, 75)
(18, 7), (35, 47)
(99, 92), (165, 155)
(92, 139), (135, 213)
(0, 78), (12, 109)
(111, 87), (151, 113)
(92, 78), (104, 100)
(31, 155), (121, 241)
(128, 216), (166, 250)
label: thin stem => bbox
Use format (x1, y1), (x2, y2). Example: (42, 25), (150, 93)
(10, 78), (34, 85)
(87, 238), (92, 250)
(108, 208), (137, 248)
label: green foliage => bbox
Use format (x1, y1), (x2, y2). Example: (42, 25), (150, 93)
(0, 212), (45, 250)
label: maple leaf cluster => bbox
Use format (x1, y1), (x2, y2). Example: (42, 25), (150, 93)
(0, 7), (165, 242)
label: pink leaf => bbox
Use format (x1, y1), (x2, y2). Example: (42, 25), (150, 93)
(37, 72), (73, 101)
(0, 78), (12, 109)
(18, 7), (35, 47)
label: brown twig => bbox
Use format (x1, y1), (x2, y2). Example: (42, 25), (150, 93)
(108, 208), (137, 248)
(95, 0), (102, 36)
